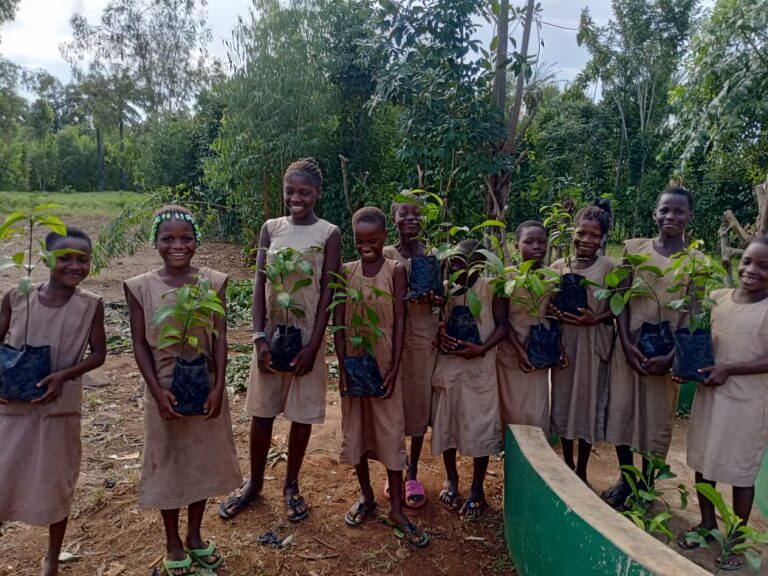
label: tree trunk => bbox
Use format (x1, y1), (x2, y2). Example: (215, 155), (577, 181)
(492, 0), (509, 116)
(119, 117), (126, 191)
(96, 126), (105, 192)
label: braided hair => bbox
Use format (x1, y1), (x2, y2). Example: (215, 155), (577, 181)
(149, 204), (202, 247)
(575, 203), (612, 236)
(284, 158), (323, 189)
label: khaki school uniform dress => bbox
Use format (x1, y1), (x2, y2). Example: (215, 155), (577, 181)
(339, 259), (407, 471)
(687, 289), (768, 486)
(497, 283), (552, 429)
(124, 268), (241, 509)
(0, 284), (100, 526)
(605, 238), (686, 457)
(383, 246), (439, 437)
(246, 217), (338, 424)
(431, 278), (502, 457)
(550, 256), (616, 443)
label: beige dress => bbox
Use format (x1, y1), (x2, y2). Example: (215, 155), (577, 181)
(124, 268), (242, 509)
(246, 217), (338, 424)
(383, 246), (439, 436)
(0, 284), (100, 525)
(431, 278), (502, 457)
(605, 238), (686, 457)
(497, 283), (552, 429)
(339, 259), (407, 471)
(687, 289), (768, 486)
(550, 256), (616, 443)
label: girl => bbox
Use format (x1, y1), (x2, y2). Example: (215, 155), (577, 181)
(125, 206), (241, 576)
(220, 158), (341, 522)
(602, 186), (693, 508)
(382, 199), (440, 508)
(497, 220), (552, 429)
(678, 238), (768, 571)
(334, 207), (428, 547)
(433, 240), (509, 519)
(550, 206), (615, 484)
(0, 227), (106, 576)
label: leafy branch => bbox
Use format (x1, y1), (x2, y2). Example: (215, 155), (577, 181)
(328, 272), (392, 356)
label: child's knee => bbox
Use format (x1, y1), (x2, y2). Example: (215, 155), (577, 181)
(252, 416), (275, 428)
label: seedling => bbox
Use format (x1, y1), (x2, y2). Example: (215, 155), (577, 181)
(542, 201), (575, 267)
(153, 276), (225, 415)
(686, 483), (768, 573)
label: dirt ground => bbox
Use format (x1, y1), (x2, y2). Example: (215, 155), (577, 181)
(0, 219), (513, 576)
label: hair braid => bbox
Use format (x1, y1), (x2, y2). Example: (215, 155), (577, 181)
(284, 158), (323, 189)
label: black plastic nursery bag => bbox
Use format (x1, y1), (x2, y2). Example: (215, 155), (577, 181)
(342, 353), (385, 398)
(171, 355), (211, 416)
(673, 328), (714, 383)
(407, 255), (444, 300)
(527, 323), (561, 369)
(555, 273), (588, 316)
(637, 321), (674, 359)
(445, 305), (482, 348)
(0, 344), (51, 402)
(270, 325), (303, 373)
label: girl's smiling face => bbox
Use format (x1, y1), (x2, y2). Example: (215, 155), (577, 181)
(516, 226), (547, 263)
(393, 202), (422, 239)
(653, 193), (692, 239)
(156, 218), (197, 269)
(573, 218), (603, 258)
(48, 237), (92, 288)
(354, 221), (386, 263)
(738, 242), (768, 293)
(283, 173), (321, 220)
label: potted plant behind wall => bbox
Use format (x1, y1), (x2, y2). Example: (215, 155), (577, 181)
(587, 253), (673, 358)
(543, 202), (588, 316)
(666, 241), (726, 382)
(153, 277), (225, 415)
(263, 246), (318, 372)
(494, 259), (562, 368)
(328, 273), (392, 398)
(0, 204), (75, 402)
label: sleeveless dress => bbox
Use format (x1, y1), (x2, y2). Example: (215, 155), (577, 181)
(124, 268), (242, 509)
(496, 282), (552, 429)
(0, 284), (100, 525)
(431, 278), (502, 457)
(339, 259), (407, 471)
(550, 256), (616, 443)
(605, 238), (687, 456)
(383, 245), (439, 437)
(246, 217), (338, 424)
(687, 289), (768, 486)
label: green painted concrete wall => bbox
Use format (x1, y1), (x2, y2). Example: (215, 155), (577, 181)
(504, 426), (710, 576)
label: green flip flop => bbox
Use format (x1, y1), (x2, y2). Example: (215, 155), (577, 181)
(185, 541), (223, 571)
(160, 555), (197, 576)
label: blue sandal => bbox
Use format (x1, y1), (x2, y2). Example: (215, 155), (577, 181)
(394, 522), (430, 548)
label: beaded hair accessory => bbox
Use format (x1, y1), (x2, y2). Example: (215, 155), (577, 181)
(150, 211), (202, 247)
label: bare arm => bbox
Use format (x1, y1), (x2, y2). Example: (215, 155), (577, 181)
(204, 280), (228, 420)
(332, 269), (348, 393)
(383, 263), (407, 395)
(252, 223), (275, 373)
(0, 291), (10, 343)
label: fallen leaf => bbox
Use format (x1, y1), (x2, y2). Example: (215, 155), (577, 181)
(281, 534), (295, 547)
(108, 452), (140, 461)
(58, 552), (79, 563)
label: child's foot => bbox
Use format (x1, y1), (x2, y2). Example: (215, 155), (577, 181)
(344, 499), (377, 527)
(219, 479), (260, 519)
(439, 481), (461, 511)
(600, 477), (632, 509)
(716, 553), (744, 571)
(284, 482), (309, 522)
(405, 479), (427, 509)
(41, 554), (59, 576)
(459, 492), (486, 520)
(677, 525), (716, 551)
(160, 549), (197, 576)
(185, 538), (223, 571)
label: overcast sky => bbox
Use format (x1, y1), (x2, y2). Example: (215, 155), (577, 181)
(0, 0), (615, 86)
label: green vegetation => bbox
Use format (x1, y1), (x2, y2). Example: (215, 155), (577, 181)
(0, 191), (143, 218)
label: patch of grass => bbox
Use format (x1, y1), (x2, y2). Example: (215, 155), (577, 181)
(486, 553), (515, 574)
(227, 353), (251, 393)
(0, 191), (144, 218)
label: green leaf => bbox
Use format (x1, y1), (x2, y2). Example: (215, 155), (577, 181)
(18, 276), (31, 295)
(290, 277), (312, 294)
(610, 293), (625, 316)
(11, 252), (24, 266)
(350, 335), (364, 348)
(467, 288), (482, 317)
(188, 335), (199, 350)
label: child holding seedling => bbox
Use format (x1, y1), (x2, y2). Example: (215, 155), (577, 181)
(333, 207), (429, 547)
(124, 205), (241, 575)
(221, 158), (341, 522)
(602, 186), (694, 508)
(0, 227), (105, 576)
(382, 199), (441, 508)
(496, 220), (553, 428)
(679, 237), (768, 570)
(549, 205), (616, 484)
(433, 239), (509, 519)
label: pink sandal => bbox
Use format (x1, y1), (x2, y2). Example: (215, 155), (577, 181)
(404, 479), (427, 509)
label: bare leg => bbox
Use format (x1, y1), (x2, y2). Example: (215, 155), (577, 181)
(388, 469), (411, 526)
(41, 517), (68, 576)
(460, 456), (488, 519)
(160, 508), (186, 563)
(693, 472), (718, 530)
(285, 422), (312, 498)
(185, 500), (220, 566)
(575, 439), (592, 484)
(601, 445), (633, 507)
(733, 484), (755, 527)
(561, 438), (575, 470)
(405, 435), (425, 506)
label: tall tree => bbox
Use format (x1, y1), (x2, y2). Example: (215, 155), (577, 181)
(0, 0), (19, 30)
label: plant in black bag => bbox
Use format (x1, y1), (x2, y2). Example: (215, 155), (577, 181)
(666, 241), (726, 382)
(543, 202), (588, 316)
(588, 253), (673, 358)
(494, 259), (563, 369)
(263, 246), (318, 372)
(153, 277), (225, 415)
(328, 272), (392, 397)
(0, 204), (77, 402)
(441, 230), (505, 349)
